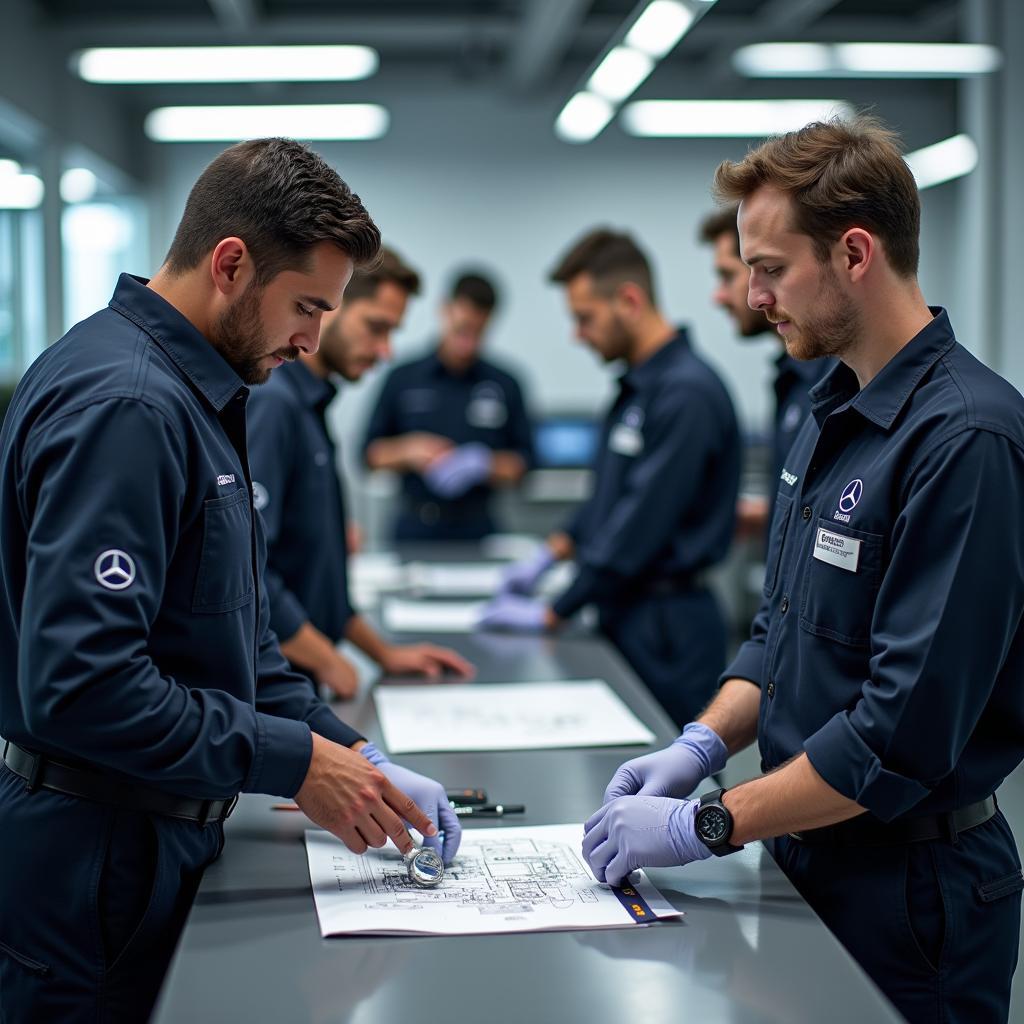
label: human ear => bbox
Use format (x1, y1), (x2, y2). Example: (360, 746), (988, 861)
(209, 237), (253, 296)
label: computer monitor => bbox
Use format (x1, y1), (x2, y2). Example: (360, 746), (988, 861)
(533, 415), (601, 469)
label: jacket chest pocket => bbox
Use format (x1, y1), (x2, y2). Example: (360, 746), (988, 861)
(192, 488), (255, 614)
(799, 518), (884, 647)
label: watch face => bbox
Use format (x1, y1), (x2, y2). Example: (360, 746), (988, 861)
(697, 806), (730, 845)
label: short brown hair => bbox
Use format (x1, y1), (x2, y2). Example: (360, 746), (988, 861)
(164, 137), (381, 285)
(712, 114), (919, 277)
(449, 271), (499, 312)
(699, 206), (740, 252)
(548, 228), (657, 304)
(344, 245), (421, 303)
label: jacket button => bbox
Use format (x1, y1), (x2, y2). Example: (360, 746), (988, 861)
(766, 680), (776, 698)
(802, 506), (812, 520)
(780, 595), (790, 614)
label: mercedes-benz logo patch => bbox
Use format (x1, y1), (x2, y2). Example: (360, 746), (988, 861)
(94, 549), (136, 591)
(839, 479), (863, 513)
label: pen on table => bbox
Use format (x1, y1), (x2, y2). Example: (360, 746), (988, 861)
(450, 803), (525, 817)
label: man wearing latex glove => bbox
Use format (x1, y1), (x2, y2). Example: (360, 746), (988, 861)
(248, 248), (475, 700)
(602, 722), (727, 802)
(583, 796), (710, 887)
(359, 742), (462, 864)
(363, 271), (535, 541)
(423, 441), (493, 499)
(476, 592), (554, 632)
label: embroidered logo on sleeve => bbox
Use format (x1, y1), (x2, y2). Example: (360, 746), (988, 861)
(94, 550), (136, 590)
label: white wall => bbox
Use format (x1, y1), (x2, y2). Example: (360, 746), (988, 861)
(145, 71), (963, 473)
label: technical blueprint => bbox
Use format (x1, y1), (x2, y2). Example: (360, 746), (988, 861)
(306, 825), (681, 937)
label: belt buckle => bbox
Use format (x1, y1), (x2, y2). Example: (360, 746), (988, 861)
(223, 793), (240, 821)
(197, 793), (239, 828)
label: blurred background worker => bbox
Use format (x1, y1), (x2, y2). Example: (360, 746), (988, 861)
(480, 228), (741, 728)
(362, 270), (535, 541)
(700, 206), (832, 537)
(247, 247), (474, 699)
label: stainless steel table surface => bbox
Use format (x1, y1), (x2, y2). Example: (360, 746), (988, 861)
(153, 596), (901, 1023)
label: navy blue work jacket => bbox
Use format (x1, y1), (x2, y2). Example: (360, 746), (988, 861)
(726, 309), (1024, 821)
(553, 329), (741, 618)
(0, 275), (361, 801)
(362, 348), (534, 521)
(247, 360), (355, 645)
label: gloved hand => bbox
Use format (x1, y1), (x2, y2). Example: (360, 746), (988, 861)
(423, 443), (492, 499)
(602, 722), (727, 803)
(498, 546), (555, 596)
(476, 593), (548, 632)
(582, 796), (709, 887)
(359, 742), (461, 864)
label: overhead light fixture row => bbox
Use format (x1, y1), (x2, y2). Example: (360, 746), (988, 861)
(733, 42), (1001, 79)
(556, 0), (718, 144)
(905, 134), (979, 190)
(145, 104), (390, 142)
(621, 99), (854, 137)
(74, 45), (379, 84)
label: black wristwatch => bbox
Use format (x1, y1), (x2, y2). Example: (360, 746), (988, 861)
(695, 788), (744, 857)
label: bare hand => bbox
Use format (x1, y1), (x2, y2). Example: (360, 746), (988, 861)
(380, 643), (475, 680)
(316, 649), (360, 700)
(403, 433), (454, 472)
(295, 733), (437, 856)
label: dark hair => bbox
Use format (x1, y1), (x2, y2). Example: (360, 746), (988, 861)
(713, 114), (920, 277)
(344, 245), (421, 303)
(548, 228), (657, 304)
(449, 271), (498, 312)
(164, 137), (381, 285)
(699, 207), (740, 254)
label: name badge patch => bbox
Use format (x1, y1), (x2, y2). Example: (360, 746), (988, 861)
(813, 527), (861, 573)
(609, 424), (643, 457)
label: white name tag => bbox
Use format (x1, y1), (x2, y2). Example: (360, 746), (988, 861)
(813, 527), (861, 573)
(608, 424), (643, 457)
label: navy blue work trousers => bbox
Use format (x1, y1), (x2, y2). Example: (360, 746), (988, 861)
(599, 586), (727, 729)
(0, 763), (222, 1022)
(768, 811), (1023, 1023)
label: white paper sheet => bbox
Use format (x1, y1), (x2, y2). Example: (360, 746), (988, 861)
(404, 562), (507, 596)
(374, 680), (656, 752)
(305, 824), (681, 937)
(381, 598), (485, 633)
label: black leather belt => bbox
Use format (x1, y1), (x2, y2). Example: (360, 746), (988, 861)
(789, 795), (997, 846)
(2, 740), (238, 827)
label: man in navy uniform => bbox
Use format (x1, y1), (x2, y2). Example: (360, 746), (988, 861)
(482, 229), (741, 729)
(699, 206), (831, 535)
(247, 247), (473, 698)
(362, 271), (534, 541)
(584, 116), (1024, 1024)
(0, 139), (459, 1022)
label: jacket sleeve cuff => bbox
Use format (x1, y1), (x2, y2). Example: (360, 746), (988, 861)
(245, 713), (313, 797)
(720, 639), (765, 689)
(803, 712), (931, 822)
(551, 566), (604, 619)
(306, 704), (364, 750)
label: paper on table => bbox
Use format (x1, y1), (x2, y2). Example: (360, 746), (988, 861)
(381, 597), (485, 633)
(305, 824), (681, 937)
(404, 560), (575, 598)
(374, 680), (656, 752)
(349, 552), (407, 593)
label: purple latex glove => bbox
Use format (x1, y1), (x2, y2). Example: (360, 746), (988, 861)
(476, 593), (548, 632)
(603, 722), (727, 803)
(423, 442), (492, 499)
(498, 546), (555, 596)
(582, 796), (710, 887)
(360, 742), (461, 864)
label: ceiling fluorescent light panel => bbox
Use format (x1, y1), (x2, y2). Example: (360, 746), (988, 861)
(145, 104), (390, 143)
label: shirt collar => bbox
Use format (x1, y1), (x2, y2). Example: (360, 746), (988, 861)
(108, 273), (245, 412)
(621, 327), (691, 391)
(428, 347), (481, 381)
(278, 358), (337, 412)
(809, 307), (956, 431)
